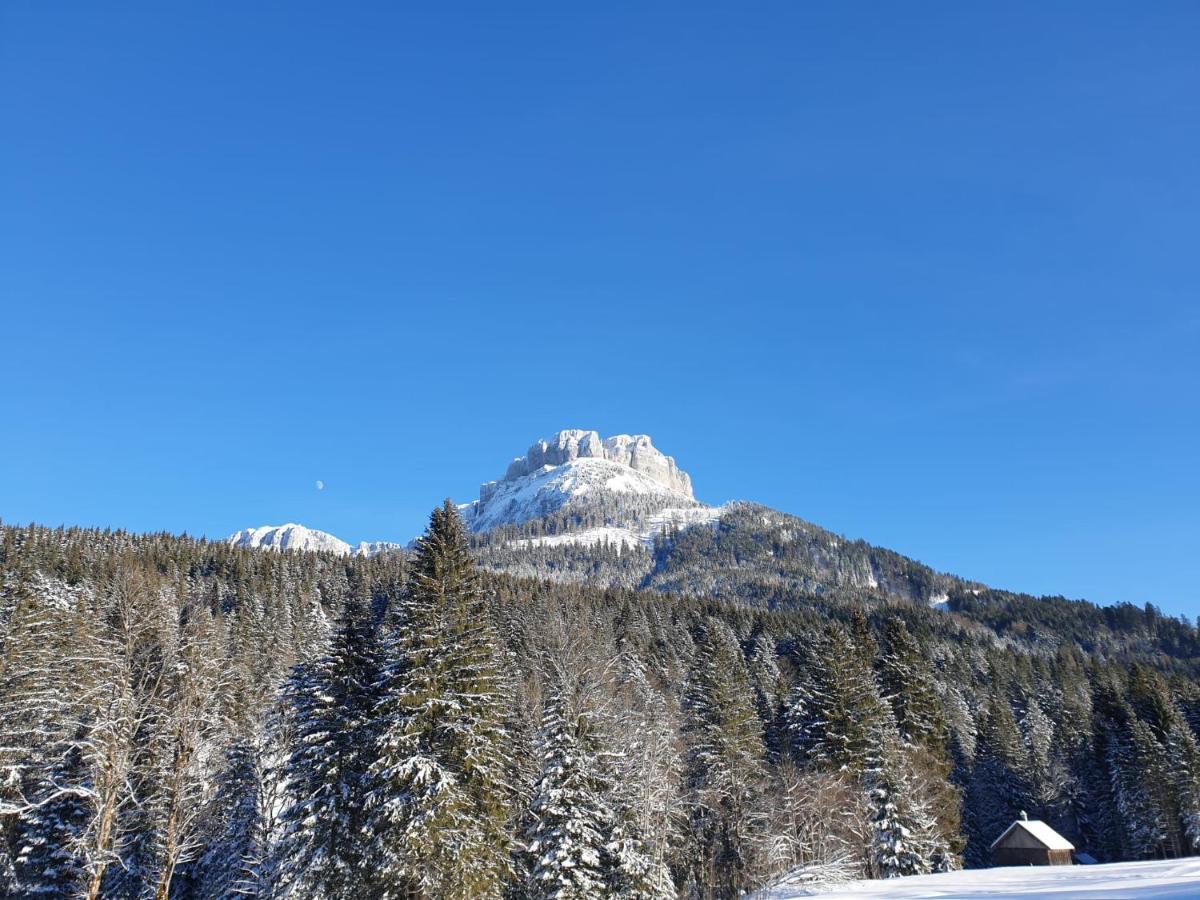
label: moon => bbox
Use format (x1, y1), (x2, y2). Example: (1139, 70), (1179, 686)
(315, 480), (325, 491)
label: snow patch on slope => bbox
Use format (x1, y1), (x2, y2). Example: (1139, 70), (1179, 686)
(512, 526), (644, 551)
(508, 505), (724, 551)
(645, 505), (723, 536)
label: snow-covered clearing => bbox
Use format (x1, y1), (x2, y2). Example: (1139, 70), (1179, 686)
(513, 525), (644, 550)
(505, 505), (724, 552)
(751, 859), (1200, 900)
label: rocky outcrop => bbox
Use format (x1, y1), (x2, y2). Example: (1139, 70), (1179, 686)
(461, 430), (701, 532)
(498, 430), (693, 498)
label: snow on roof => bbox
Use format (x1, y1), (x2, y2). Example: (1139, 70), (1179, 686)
(989, 818), (1075, 851)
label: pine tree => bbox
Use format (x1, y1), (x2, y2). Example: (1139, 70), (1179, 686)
(1106, 717), (1170, 859)
(962, 684), (1027, 868)
(524, 687), (612, 900)
(863, 729), (951, 878)
(367, 501), (514, 900)
(193, 741), (268, 899)
(604, 819), (675, 900)
(1123, 665), (1200, 856)
(684, 622), (767, 897)
(13, 738), (91, 897)
(878, 618), (945, 752)
(787, 623), (891, 776)
(1165, 719), (1200, 852)
(271, 588), (383, 899)
(1020, 697), (1072, 825)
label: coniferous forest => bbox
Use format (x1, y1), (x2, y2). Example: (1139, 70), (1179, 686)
(2, 504), (1200, 899)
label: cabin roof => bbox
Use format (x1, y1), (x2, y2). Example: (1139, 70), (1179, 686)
(989, 819), (1075, 851)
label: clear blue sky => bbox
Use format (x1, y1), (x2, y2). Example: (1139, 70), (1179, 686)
(2, 3), (1197, 616)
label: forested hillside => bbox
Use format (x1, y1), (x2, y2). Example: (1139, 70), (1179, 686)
(2, 510), (1199, 899)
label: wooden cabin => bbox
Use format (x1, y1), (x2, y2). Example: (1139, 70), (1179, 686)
(990, 813), (1074, 866)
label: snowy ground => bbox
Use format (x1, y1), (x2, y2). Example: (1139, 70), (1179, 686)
(750, 859), (1200, 900)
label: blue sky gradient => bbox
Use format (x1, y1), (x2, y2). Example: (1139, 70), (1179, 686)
(2, 3), (1197, 616)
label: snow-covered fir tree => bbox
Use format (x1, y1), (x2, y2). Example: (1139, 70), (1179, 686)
(191, 741), (268, 899)
(878, 618), (946, 752)
(1106, 716), (1170, 859)
(684, 622), (768, 896)
(786, 623), (891, 776)
(523, 685), (613, 899)
(863, 727), (952, 878)
(367, 501), (515, 900)
(1165, 720), (1200, 852)
(13, 739), (92, 897)
(270, 585), (383, 899)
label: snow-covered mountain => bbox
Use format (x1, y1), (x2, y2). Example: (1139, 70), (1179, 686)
(229, 431), (719, 556)
(226, 524), (401, 557)
(459, 429), (713, 533)
(222, 430), (971, 608)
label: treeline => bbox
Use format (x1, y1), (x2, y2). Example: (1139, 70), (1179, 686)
(1, 512), (1199, 898)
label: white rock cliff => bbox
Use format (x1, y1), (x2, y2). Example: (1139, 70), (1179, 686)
(463, 429), (700, 531)
(496, 429), (693, 498)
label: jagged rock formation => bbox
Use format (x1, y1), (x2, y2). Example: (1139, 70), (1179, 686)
(462, 430), (703, 532)
(498, 430), (693, 498)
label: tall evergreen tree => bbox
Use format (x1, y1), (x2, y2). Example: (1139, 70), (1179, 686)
(878, 618), (945, 752)
(523, 686), (613, 900)
(787, 623), (891, 776)
(962, 683), (1028, 867)
(270, 587), (383, 899)
(684, 622), (767, 897)
(192, 741), (268, 899)
(13, 738), (92, 897)
(863, 727), (952, 878)
(1106, 716), (1170, 859)
(367, 501), (515, 900)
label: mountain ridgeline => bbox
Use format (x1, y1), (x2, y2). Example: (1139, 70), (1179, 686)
(2, 431), (1199, 899)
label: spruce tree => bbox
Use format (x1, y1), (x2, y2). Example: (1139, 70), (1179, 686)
(193, 741), (267, 899)
(878, 618), (945, 752)
(524, 687), (612, 900)
(13, 738), (91, 897)
(1106, 716), (1170, 859)
(787, 623), (891, 776)
(684, 622), (767, 897)
(962, 684), (1028, 867)
(1165, 720), (1200, 852)
(271, 588), (382, 898)
(367, 501), (514, 900)
(864, 728), (951, 878)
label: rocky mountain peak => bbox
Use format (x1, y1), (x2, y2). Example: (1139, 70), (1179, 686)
(461, 430), (699, 532)
(498, 429), (693, 498)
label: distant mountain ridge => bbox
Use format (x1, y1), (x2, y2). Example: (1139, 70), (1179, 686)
(226, 429), (974, 608)
(226, 523), (401, 558)
(228, 429), (712, 555)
